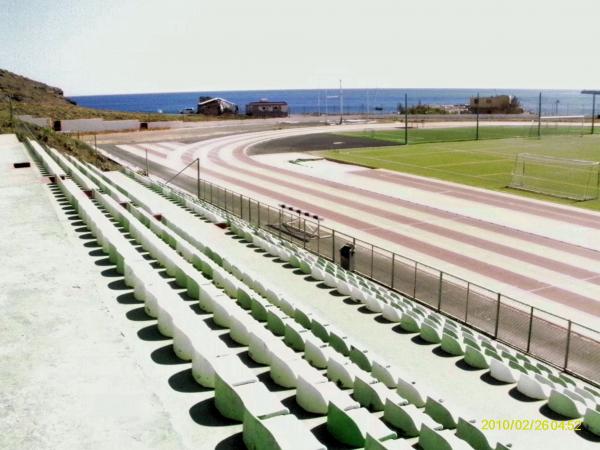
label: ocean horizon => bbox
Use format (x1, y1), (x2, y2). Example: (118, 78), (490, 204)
(71, 88), (592, 117)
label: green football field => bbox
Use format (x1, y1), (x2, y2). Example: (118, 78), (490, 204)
(320, 131), (600, 211)
(344, 124), (590, 144)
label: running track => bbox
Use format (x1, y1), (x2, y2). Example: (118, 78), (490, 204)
(108, 125), (600, 327)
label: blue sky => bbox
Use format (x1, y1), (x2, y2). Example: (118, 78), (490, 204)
(1, 0), (598, 95)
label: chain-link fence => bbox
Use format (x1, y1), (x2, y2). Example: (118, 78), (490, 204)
(156, 168), (600, 386)
(358, 91), (597, 145)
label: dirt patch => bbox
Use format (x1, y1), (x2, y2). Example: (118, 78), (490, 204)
(248, 132), (398, 155)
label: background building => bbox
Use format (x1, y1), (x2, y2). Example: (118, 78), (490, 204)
(245, 99), (289, 118)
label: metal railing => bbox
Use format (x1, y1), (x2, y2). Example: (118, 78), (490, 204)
(145, 166), (600, 387)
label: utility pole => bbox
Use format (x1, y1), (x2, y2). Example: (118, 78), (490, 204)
(476, 93), (480, 140)
(537, 91), (542, 138)
(145, 149), (149, 176)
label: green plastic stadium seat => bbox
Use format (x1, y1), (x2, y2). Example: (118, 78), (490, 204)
(418, 423), (473, 450)
(266, 308), (293, 336)
(364, 434), (415, 450)
(327, 402), (396, 448)
(396, 377), (427, 407)
(584, 407), (600, 436)
(424, 397), (460, 429)
(354, 374), (402, 412)
(243, 410), (326, 450)
(296, 374), (359, 415)
(284, 321), (308, 351)
(383, 400), (440, 437)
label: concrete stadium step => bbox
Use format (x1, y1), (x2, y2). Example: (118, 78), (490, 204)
(25, 138), (66, 181)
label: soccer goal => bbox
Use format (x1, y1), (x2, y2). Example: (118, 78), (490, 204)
(528, 115), (587, 137)
(508, 153), (600, 201)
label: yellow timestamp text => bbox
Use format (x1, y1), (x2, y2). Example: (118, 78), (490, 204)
(481, 418), (582, 431)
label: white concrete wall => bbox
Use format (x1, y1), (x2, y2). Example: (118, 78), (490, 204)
(100, 120), (140, 132)
(147, 121), (185, 129)
(17, 115), (51, 128)
(60, 119), (139, 133)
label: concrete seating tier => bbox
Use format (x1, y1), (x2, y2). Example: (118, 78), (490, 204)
(46, 147), (99, 193)
(111, 164), (600, 447)
(27, 139), (66, 180)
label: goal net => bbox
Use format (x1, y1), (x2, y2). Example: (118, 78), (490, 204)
(528, 115), (587, 137)
(509, 153), (600, 201)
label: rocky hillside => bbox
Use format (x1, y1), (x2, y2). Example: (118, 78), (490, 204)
(0, 68), (209, 122)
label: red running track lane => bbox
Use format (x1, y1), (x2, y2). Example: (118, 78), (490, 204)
(224, 149), (600, 283)
(232, 147), (600, 264)
(351, 169), (600, 230)
(196, 146), (600, 316)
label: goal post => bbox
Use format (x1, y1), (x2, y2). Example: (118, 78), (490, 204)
(509, 153), (600, 201)
(528, 115), (587, 138)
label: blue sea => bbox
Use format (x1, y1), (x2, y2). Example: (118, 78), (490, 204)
(71, 88), (593, 117)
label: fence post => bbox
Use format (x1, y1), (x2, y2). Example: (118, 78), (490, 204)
(332, 230), (336, 263)
(494, 293), (501, 338)
(370, 243), (374, 278)
(303, 219), (307, 249)
(317, 220), (320, 254)
(391, 253), (396, 289)
(412, 262), (418, 298)
(278, 208), (282, 238)
(464, 282), (470, 322)
(526, 306), (534, 353)
(563, 320), (572, 370)
(257, 201), (261, 227)
(437, 272), (443, 311)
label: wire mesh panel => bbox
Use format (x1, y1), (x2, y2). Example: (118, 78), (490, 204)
(465, 284), (497, 335)
(414, 263), (440, 309)
(315, 228), (334, 261)
(528, 309), (569, 368)
(391, 255), (417, 298)
(566, 324), (600, 384)
(372, 246), (394, 287)
(439, 274), (469, 320)
(353, 241), (374, 279)
(496, 296), (531, 352)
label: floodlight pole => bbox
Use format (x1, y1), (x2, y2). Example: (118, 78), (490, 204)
(537, 92), (542, 138)
(592, 93), (596, 135)
(404, 93), (408, 145)
(475, 93), (480, 140)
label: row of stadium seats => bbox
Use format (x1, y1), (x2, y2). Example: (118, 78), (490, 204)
(32, 143), (600, 448)
(129, 162), (600, 439)
(113, 167), (522, 449)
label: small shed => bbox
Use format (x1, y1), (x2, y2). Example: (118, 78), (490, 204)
(197, 97), (239, 115)
(245, 99), (289, 118)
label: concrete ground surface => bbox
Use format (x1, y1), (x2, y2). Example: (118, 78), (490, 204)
(0, 137), (236, 449)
